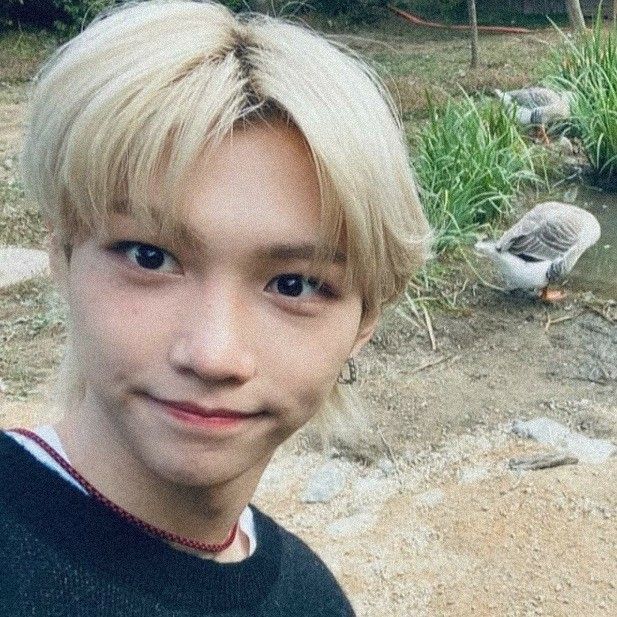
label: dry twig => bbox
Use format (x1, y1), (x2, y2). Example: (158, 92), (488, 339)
(509, 452), (578, 471)
(421, 303), (437, 351)
(544, 311), (583, 332)
(585, 302), (616, 323)
(377, 428), (404, 489)
(409, 354), (461, 374)
(457, 246), (507, 292)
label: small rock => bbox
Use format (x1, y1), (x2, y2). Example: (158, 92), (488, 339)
(326, 512), (377, 537)
(353, 474), (385, 497)
(556, 136), (574, 156)
(415, 488), (444, 508)
(512, 417), (617, 464)
(459, 466), (489, 484)
(562, 184), (578, 202)
(301, 460), (346, 503)
(0, 247), (50, 289)
(376, 456), (396, 477)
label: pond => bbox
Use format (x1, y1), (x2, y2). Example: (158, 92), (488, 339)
(558, 184), (617, 299)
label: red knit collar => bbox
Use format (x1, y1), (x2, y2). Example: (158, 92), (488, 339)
(10, 427), (238, 554)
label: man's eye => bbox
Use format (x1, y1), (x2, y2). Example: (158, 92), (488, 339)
(110, 241), (178, 272)
(267, 274), (333, 299)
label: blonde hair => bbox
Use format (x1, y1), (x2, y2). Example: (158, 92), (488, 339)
(21, 0), (430, 443)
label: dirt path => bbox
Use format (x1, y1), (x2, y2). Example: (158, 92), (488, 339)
(251, 291), (617, 616)
(1, 87), (616, 616)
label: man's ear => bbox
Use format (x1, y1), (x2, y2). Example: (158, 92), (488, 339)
(349, 310), (380, 357)
(45, 220), (70, 297)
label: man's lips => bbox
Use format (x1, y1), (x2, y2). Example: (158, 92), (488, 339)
(147, 395), (255, 419)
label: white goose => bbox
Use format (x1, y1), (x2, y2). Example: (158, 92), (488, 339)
(494, 87), (572, 143)
(475, 202), (601, 301)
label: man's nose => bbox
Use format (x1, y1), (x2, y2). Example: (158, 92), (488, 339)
(168, 286), (256, 385)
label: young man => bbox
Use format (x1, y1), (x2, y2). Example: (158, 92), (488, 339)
(0, 1), (430, 614)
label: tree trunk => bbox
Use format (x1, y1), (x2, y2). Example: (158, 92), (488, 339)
(467, 0), (478, 68)
(565, 0), (586, 32)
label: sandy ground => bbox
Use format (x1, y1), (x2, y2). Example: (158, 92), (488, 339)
(1, 86), (616, 616)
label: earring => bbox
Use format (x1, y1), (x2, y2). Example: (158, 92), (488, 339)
(337, 357), (357, 384)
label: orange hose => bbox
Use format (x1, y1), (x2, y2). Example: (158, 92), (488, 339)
(389, 6), (532, 34)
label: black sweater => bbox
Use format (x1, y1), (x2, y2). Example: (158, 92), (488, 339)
(0, 431), (355, 616)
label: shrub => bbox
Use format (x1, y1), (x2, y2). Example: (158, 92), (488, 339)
(0, 1), (280, 35)
(411, 92), (541, 252)
(305, 0), (390, 24)
(548, 10), (617, 183)
(1, 0), (117, 33)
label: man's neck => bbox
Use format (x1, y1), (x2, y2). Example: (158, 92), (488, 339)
(53, 404), (265, 558)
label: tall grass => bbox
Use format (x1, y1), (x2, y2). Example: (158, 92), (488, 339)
(0, 29), (58, 83)
(548, 10), (617, 184)
(411, 92), (542, 253)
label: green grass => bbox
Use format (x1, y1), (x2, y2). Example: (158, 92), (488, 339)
(410, 92), (545, 252)
(547, 14), (617, 183)
(0, 28), (58, 83)
(0, 276), (66, 400)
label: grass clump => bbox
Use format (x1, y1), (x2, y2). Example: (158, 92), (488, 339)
(0, 29), (57, 83)
(0, 276), (66, 400)
(548, 12), (617, 184)
(411, 92), (542, 253)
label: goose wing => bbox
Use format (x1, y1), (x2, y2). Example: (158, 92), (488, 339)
(496, 204), (587, 262)
(508, 87), (560, 108)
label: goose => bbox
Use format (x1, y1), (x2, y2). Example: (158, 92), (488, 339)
(475, 202), (600, 301)
(493, 87), (573, 143)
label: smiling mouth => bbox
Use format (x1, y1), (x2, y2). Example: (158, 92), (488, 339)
(144, 394), (262, 428)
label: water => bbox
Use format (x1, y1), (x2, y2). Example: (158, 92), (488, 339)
(553, 184), (617, 299)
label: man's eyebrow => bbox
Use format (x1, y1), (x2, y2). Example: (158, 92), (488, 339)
(259, 243), (347, 263)
(173, 224), (346, 263)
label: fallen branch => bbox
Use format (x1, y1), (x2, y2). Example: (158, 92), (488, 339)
(508, 452), (578, 471)
(377, 428), (404, 489)
(544, 311), (583, 332)
(409, 354), (461, 374)
(421, 303), (437, 351)
(567, 374), (611, 386)
(585, 303), (616, 323)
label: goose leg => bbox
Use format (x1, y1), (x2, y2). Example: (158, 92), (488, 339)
(540, 287), (567, 302)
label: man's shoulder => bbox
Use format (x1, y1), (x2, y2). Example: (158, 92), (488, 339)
(250, 506), (355, 616)
(251, 506), (322, 564)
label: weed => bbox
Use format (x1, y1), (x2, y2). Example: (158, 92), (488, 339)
(411, 91), (544, 253)
(0, 29), (57, 83)
(0, 276), (66, 400)
(547, 9), (617, 183)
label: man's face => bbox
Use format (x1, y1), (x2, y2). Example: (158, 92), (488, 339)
(58, 121), (377, 489)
